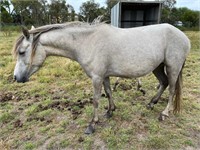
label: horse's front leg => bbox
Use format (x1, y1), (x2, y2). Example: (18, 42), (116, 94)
(85, 76), (103, 134)
(103, 77), (116, 118)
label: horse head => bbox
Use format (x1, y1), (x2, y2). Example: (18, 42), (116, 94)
(13, 26), (46, 83)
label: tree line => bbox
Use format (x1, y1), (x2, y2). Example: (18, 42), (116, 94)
(161, 0), (199, 28)
(0, 0), (199, 29)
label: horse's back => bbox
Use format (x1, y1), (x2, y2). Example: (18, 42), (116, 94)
(108, 23), (190, 62)
(101, 24), (167, 77)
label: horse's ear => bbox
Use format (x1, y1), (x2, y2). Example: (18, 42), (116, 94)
(31, 25), (35, 30)
(22, 26), (30, 39)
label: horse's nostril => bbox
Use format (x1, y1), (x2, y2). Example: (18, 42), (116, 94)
(22, 76), (27, 83)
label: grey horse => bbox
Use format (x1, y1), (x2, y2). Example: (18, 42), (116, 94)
(13, 21), (190, 134)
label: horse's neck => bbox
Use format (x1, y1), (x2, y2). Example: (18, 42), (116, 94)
(39, 27), (96, 61)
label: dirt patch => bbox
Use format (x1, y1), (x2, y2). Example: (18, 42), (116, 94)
(0, 89), (94, 123)
(0, 92), (13, 102)
(29, 99), (93, 121)
(27, 116), (47, 122)
(0, 91), (22, 103)
(78, 136), (84, 143)
(13, 119), (23, 128)
(118, 83), (132, 91)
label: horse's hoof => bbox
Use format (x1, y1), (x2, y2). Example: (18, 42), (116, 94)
(158, 114), (165, 121)
(158, 113), (168, 121)
(112, 88), (117, 92)
(104, 111), (113, 118)
(146, 103), (154, 110)
(140, 89), (146, 95)
(85, 124), (95, 134)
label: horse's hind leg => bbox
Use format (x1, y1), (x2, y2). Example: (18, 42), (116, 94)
(159, 64), (183, 121)
(136, 78), (146, 95)
(113, 77), (120, 91)
(147, 63), (168, 109)
(103, 77), (116, 118)
(159, 82), (175, 121)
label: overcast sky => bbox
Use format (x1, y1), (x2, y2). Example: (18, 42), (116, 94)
(67, 0), (106, 13)
(175, 0), (200, 10)
(67, 0), (200, 13)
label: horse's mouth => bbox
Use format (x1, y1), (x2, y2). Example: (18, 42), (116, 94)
(14, 76), (29, 83)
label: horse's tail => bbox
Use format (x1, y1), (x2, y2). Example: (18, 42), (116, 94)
(173, 62), (185, 114)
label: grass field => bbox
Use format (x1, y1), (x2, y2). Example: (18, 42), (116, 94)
(0, 30), (199, 150)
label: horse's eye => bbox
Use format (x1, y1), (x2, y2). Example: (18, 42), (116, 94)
(19, 51), (25, 55)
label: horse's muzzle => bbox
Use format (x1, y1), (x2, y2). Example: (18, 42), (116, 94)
(14, 75), (28, 83)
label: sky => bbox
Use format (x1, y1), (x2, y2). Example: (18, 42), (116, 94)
(67, 0), (106, 13)
(66, 0), (200, 13)
(175, 0), (200, 11)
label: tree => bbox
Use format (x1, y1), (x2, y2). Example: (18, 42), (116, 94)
(1, 0), (75, 25)
(163, 0), (176, 9)
(161, 0), (177, 23)
(28, 1), (45, 25)
(11, 0), (35, 25)
(0, 0), (13, 24)
(106, 0), (118, 9)
(0, 5), (13, 24)
(178, 7), (199, 27)
(67, 4), (75, 21)
(104, 0), (119, 23)
(38, 0), (49, 24)
(49, 0), (68, 23)
(79, 0), (106, 23)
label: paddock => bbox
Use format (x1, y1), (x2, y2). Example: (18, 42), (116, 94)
(0, 30), (199, 149)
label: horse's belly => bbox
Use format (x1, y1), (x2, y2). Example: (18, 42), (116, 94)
(107, 57), (162, 78)
(107, 66), (152, 78)
(106, 46), (165, 78)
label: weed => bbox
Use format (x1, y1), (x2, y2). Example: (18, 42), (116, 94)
(24, 142), (36, 150)
(184, 139), (195, 147)
(37, 109), (54, 118)
(40, 126), (51, 134)
(26, 104), (40, 116)
(60, 120), (69, 128)
(56, 127), (65, 133)
(59, 139), (70, 148)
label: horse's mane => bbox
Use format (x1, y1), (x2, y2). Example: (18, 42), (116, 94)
(13, 17), (105, 59)
(13, 22), (83, 58)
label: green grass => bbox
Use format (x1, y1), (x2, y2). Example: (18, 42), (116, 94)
(0, 112), (15, 124)
(0, 30), (200, 149)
